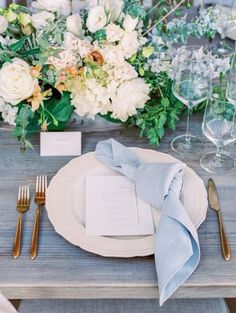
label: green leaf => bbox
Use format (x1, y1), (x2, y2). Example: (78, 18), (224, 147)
(21, 48), (40, 57)
(139, 67), (145, 76)
(46, 92), (74, 122)
(142, 45), (154, 58)
(0, 54), (12, 63)
(161, 97), (170, 107)
(94, 29), (106, 41)
(9, 36), (28, 52)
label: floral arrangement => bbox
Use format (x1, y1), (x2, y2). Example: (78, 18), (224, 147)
(0, 0), (231, 148)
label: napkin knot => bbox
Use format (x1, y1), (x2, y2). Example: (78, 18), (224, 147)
(95, 138), (200, 306)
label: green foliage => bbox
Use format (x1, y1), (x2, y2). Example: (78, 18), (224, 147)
(123, 0), (146, 19)
(94, 29), (107, 41)
(128, 79), (183, 145)
(13, 90), (74, 148)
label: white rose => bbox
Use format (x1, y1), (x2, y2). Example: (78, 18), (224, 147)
(66, 14), (82, 36)
(31, 11), (55, 29)
(0, 16), (8, 34)
(111, 78), (149, 122)
(105, 23), (124, 42)
(86, 6), (107, 33)
(120, 31), (140, 58)
(87, 0), (123, 21)
(0, 58), (36, 105)
(32, 0), (71, 16)
(122, 14), (138, 32)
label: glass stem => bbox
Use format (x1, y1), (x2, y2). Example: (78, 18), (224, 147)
(186, 107), (192, 142)
(216, 146), (222, 159)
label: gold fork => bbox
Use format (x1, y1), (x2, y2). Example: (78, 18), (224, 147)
(13, 186), (30, 259)
(30, 175), (47, 260)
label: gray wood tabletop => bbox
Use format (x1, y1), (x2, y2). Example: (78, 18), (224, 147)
(0, 113), (236, 300)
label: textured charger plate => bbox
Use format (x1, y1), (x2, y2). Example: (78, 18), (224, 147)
(46, 148), (208, 258)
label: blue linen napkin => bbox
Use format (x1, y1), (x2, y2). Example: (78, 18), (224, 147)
(95, 138), (200, 306)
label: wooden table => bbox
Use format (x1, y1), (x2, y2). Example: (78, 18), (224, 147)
(0, 113), (236, 300)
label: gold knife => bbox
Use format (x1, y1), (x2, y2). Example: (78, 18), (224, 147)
(208, 178), (231, 261)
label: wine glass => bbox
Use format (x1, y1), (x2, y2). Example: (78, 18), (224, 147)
(201, 84), (236, 174)
(226, 50), (236, 106)
(216, 0), (236, 54)
(171, 46), (210, 155)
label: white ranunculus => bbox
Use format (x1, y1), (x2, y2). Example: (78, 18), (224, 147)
(66, 14), (82, 36)
(87, 0), (123, 21)
(120, 31), (140, 58)
(122, 14), (138, 32)
(0, 16), (8, 34)
(32, 0), (71, 16)
(0, 58), (36, 105)
(31, 11), (55, 29)
(86, 6), (107, 33)
(111, 78), (150, 122)
(105, 23), (124, 42)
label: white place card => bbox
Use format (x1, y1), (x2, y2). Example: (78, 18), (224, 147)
(40, 132), (82, 156)
(86, 176), (154, 236)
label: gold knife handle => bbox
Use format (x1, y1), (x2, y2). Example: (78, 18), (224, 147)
(217, 210), (231, 261)
(13, 213), (23, 259)
(30, 206), (41, 260)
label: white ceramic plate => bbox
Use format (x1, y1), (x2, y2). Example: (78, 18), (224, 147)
(46, 148), (208, 258)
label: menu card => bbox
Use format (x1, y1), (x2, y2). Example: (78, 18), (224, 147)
(86, 176), (154, 236)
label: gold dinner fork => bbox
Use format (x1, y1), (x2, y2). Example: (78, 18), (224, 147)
(13, 186), (30, 259)
(30, 175), (47, 260)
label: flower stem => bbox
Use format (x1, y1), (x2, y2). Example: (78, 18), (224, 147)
(143, 0), (186, 36)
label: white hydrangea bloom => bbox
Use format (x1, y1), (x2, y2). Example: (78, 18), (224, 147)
(47, 50), (77, 70)
(100, 44), (125, 64)
(0, 99), (18, 126)
(72, 78), (111, 118)
(120, 31), (140, 59)
(113, 61), (138, 81)
(64, 32), (93, 58)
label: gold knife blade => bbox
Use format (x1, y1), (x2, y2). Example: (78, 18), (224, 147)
(208, 178), (220, 212)
(207, 178), (231, 261)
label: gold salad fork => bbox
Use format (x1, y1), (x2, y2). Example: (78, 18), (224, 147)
(13, 186), (30, 259)
(30, 175), (47, 260)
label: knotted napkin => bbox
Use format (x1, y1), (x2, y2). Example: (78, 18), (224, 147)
(0, 293), (17, 313)
(95, 139), (200, 306)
